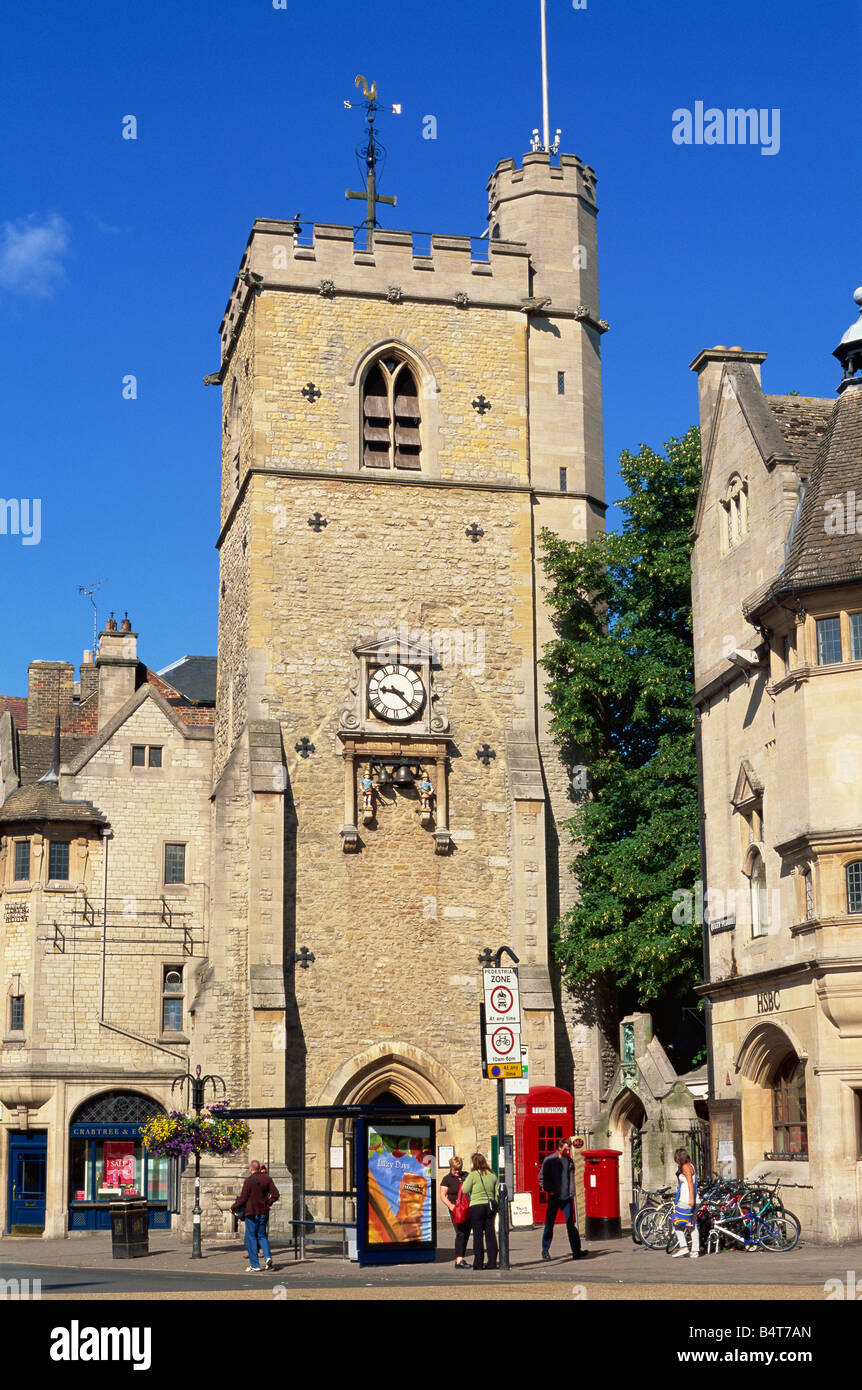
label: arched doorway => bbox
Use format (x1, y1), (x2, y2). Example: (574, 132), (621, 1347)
(608, 1088), (648, 1219)
(310, 1043), (474, 1238)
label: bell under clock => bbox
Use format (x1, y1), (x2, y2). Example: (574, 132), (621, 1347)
(367, 663), (425, 722)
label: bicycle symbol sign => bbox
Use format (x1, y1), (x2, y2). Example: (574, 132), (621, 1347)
(491, 1027), (515, 1056)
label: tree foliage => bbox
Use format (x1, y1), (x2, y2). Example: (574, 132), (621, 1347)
(540, 427), (702, 1003)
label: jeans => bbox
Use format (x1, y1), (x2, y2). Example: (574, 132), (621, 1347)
(244, 1214), (272, 1268)
(542, 1195), (581, 1256)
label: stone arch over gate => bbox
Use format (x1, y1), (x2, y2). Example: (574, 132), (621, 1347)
(311, 1043), (477, 1209)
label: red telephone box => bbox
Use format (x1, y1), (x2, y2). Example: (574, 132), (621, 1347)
(514, 1085), (574, 1223)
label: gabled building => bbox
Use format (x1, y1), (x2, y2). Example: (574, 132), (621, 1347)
(0, 618), (214, 1236)
(691, 289), (862, 1242)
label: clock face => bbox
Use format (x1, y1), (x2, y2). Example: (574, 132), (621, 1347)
(368, 664), (425, 722)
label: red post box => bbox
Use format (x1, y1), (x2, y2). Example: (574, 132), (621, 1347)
(513, 1086), (574, 1224)
(582, 1149), (622, 1240)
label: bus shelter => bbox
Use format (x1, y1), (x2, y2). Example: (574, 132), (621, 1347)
(223, 1103), (462, 1264)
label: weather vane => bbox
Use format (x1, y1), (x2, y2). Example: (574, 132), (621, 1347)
(344, 75), (401, 250)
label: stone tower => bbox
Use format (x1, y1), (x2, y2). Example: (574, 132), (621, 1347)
(198, 147), (609, 1207)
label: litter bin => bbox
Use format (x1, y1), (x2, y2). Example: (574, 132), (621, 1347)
(110, 1195), (149, 1259)
(582, 1149), (621, 1240)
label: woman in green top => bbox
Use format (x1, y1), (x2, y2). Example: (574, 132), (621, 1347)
(461, 1151), (498, 1270)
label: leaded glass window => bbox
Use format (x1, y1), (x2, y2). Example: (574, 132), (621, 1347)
(164, 843), (186, 885)
(816, 616), (842, 665)
(14, 841), (30, 881)
(48, 841), (70, 880)
(847, 861), (862, 914)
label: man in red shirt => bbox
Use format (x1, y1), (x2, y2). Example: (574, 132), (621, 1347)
(231, 1159), (280, 1271)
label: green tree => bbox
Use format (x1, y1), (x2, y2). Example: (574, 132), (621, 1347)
(540, 426), (702, 1006)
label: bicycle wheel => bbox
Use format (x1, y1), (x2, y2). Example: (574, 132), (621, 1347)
(639, 1203), (674, 1249)
(757, 1211), (801, 1251)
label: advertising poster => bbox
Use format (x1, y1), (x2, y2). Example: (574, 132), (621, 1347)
(360, 1121), (435, 1262)
(103, 1142), (136, 1188)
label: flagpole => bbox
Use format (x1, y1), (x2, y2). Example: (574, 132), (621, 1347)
(540, 0), (550, 152)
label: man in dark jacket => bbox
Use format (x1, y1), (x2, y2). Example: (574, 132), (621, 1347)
(539, 1139), (582, 1261)
(231, 1159), (280, 1271)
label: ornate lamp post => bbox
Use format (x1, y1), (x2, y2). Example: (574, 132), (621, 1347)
(171, 1064), (226, 1260)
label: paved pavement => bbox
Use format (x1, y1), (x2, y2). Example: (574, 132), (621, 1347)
(1, 1224), (858, 1297)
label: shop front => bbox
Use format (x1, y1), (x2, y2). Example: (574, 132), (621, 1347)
(67, 1090), (176, 1231)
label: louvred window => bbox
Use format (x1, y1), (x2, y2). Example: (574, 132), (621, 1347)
(362, 356), (422, 469)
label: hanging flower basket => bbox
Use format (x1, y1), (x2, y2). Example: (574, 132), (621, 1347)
(141, 1102), (251, 1160)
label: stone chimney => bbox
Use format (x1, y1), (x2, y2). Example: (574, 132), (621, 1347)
(96, 612), (140, 729)
(689, 347), (767, 455)
(27, 661), (75, 734)
(80, 649), (98, 704)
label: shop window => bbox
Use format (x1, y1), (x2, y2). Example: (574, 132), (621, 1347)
(162, 968), (184, 1032)
(847, 861), (862, 914)
(48, 840), (70, 881)
(769, 1055), (808, 1158)
(13, 840), (30, 881)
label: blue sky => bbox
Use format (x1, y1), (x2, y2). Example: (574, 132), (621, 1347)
(0, 0), (858, 692)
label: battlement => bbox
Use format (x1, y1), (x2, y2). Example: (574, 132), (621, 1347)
(487, 151), (598, 218)
(218, 223), (531, 363)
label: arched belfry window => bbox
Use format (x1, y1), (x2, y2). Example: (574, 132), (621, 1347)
(362, 354), (422, 470)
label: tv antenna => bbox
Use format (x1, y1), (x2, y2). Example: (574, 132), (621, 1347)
(530, 0), (561, 154)
(78, 579), (107, 654)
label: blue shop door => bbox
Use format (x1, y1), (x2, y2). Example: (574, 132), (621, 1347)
(8, 1133), (47, 1232)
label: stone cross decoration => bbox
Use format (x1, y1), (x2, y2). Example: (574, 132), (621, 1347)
(302, 382), (321, 402)
(465, 523), (484, 543)
(472, 395), (492, 415)
(345, 76), (398, 251)
(295, 738), (315, 758)
(294, 947), (316, 969)
(308, 512), (328, 532)
(476, 743), (496, 766)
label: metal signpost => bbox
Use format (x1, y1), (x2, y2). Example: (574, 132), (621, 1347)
(479, 946), (522, 1271)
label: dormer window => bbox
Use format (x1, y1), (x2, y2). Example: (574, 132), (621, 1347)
(362, 354), (421, 470)
(721, 474), (748, 551)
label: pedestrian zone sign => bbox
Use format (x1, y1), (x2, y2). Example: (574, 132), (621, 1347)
(483, 967), (521, 1027)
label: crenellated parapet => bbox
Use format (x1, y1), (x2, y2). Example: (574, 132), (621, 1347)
(218, 223), (531, 367)
(487, 150), (598, 217)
